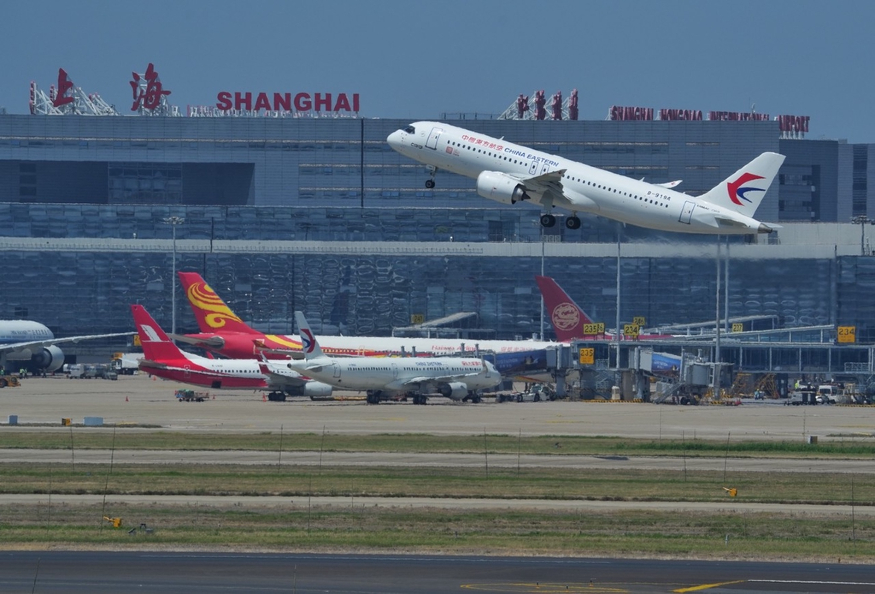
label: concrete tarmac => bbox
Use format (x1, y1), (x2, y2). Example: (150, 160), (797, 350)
(2, 374), (875, 441)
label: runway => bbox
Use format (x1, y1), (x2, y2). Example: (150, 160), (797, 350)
(0, 551), (872, 593)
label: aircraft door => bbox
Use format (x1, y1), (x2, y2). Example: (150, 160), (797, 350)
(392, 361), (399, 380)
(184, 365), (191, 379)
(528, 160), (539, 175)
(539, 161), (552, 175)
(333, 363), (341, 380)
(679, 201), (695, 225)
(425, 127), (443, 150)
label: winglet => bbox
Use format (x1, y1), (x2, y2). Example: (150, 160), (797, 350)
(178, 272), (257, 334)
(294, 311), (326, 361)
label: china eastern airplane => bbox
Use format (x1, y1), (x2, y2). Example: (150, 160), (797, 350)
(270, 311), (502, 404)
(387, 121), (785, 234)
(175, 271), (554, 363)
(0, 320), (134, 374)
(131, 305), (332, 400)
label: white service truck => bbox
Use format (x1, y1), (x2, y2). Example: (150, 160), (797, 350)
(111, 353), (144, 375)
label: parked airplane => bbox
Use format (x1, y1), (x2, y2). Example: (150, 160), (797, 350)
(130, 305), (332, 400)
(387, 122), (785, 235)
(535, 275), (670, 341)
(175, 272), (554, 370)
(0, 320), (134, 374)
(271, 311), (502, 404)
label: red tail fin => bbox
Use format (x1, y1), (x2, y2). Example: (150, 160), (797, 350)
(130, 305), (185, 362)
(178, 272), (257, 334)
(535, 276), (595, 342)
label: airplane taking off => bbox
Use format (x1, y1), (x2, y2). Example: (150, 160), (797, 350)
(387, 122), (785, 235)
(274, 311), (502, 404)
(176, 271), (556, 363)
(130, 305), (332, 400)
(0, 320), (134, 374)
(535, 275), (670, 341)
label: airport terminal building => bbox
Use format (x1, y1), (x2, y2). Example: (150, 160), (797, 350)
(2, 106), (875, 351)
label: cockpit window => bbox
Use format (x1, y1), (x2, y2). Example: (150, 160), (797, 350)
(404, 126), (416, 134)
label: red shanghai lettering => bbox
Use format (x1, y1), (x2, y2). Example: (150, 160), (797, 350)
(216, 91), (360, 113)
(52, 68), (74, 108)
(130, 63), (171, 112)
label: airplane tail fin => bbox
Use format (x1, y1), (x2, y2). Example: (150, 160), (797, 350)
(294, 311), (326, 360)
(130, 305), (185, 362)
(698, 152), (785, 217)
(535, 276), (595, 342)
(177, 272), (258, 334)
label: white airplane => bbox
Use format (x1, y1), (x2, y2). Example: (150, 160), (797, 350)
(387, 121), (785, 235)
(131, 305), (333, 401)
(272, 311), (502, 404)
(0, 320), (134, 374)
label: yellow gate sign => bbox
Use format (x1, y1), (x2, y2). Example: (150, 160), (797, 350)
(623, 324), (640, 339)
(583, 322), (605, 335)
(731, 323), (744, 333)
(579, 348), (595, 365)
(837, 326), (856, 343)
(632, 316), (646, 326)
(410, 314), (425, 325)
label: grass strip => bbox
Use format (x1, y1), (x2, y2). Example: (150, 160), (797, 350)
(3, 431), (875, 458)
(1, 463), (873, 505)
(2, 504), (873, 560)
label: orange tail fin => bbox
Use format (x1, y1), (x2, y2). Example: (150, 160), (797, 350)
(535, 276), (595, 342)
(177, 272), (257, 334)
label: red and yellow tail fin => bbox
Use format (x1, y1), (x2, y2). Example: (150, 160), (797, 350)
(177, 272), (256, 334)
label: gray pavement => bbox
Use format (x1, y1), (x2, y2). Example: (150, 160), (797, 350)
(2, 374), (875, 441)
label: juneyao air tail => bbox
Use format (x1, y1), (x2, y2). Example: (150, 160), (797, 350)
(535, 276), (670, 341)
(130, 304), (332, 399)
(388, 121), (785, 235)
(176, 271), (556, 360)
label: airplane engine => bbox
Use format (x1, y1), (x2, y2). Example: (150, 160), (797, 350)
(476, 171), (530, 205)
(437, 381), (468, 401)
(31, 345), (65, 373)
(298, 381), (333, 398)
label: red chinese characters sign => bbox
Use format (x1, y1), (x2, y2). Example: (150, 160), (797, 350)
(130, 63), (171, 112)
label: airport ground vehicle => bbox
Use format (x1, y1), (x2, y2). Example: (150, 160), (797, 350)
(0, 375), (21, 388)
(111, 353), (143, 375)
(175, 389), (210, 402)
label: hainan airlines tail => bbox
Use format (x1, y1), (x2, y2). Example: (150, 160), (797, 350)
(178, 272), (258, 334)
(698, 152), (785, 219)
(294, 311), (327, 361)
(131, 305), (185, 362)
(535, 276), (595, 342)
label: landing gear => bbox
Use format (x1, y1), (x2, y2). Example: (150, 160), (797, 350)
(267, 391), (287, 402)
(366, 391), (382, 405)
(565, 216), (581, 230)
(425, 165), (437, 189)
(411, 394), (428, 405)
(540, 214), (556, 227)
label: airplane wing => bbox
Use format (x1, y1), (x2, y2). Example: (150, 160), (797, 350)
(399, 371), (482, 387)
(169, 334), (226, 349)
(0, 331), (136, 355)
(502, 169), (598, 211)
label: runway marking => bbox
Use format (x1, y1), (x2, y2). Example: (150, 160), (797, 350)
(674, 581), (744, 592)
(461, 583), (627, 593)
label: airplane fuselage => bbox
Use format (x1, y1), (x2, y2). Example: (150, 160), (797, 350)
(388, 121), (778, 235)
(287, 356), (500, 397)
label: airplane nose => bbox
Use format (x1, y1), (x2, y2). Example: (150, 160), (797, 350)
(387, 130), (403, 149)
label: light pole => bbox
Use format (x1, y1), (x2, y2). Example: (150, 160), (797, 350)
(852, 215), (873, 256)
(163, 216), (184, 336)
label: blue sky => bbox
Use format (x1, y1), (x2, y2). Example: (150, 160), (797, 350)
(2, 0), (873, 142)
